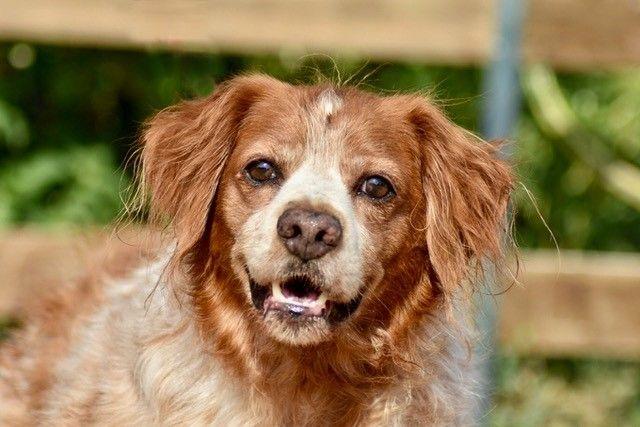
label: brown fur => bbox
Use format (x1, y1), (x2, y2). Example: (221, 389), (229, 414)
(0, 74), (512, 426)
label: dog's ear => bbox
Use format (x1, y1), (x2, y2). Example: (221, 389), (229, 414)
(406, 98), (513, 295)
(141, 74), (280, 259)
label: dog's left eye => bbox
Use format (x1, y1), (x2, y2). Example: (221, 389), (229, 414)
(359, 175), (395, 200)
(245, 160), (278, 184)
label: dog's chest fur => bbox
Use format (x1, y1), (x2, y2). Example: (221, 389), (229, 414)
(0, 255), (475, 426)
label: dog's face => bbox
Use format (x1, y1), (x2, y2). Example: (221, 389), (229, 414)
(217, 85), (426, 345)
(142, 75), (511, 347)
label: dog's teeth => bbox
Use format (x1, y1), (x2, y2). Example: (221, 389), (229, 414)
(316, 292), (328, 307)
(272, 283), (285, 300)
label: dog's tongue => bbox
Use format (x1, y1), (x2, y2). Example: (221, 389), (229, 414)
(268, 283), (328, 317)
(282, 284), (320, 302)
(264, 300), (326, 317)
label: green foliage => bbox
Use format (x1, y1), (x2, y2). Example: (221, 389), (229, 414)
(0, 144), (123, 225)
(0, 99), (29, 150)
(516, 67), (640, 251)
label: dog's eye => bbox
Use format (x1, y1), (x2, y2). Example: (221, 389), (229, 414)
(359, 176), (395, 200)
(245, 160), (278, 184)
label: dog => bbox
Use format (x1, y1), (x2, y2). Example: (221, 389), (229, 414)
(0, 74), (512, 426)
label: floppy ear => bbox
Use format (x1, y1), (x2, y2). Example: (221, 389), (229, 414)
(141, 75), (278, 260)
(406, 98), (513, 295)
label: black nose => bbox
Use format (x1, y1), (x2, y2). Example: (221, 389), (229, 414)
(276, 208), (342, 261)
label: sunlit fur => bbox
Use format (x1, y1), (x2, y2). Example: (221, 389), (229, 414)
(0, 74), (512, 426)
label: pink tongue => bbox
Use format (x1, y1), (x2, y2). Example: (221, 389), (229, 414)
(266, 299), (326, 317)
(281, 283), (319, 302)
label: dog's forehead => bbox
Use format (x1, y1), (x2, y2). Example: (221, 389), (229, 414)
(300, 86), (418, 162)
(235, 84), (420, 177)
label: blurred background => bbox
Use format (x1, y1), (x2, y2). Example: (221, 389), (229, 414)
(0, 1), (639, 425)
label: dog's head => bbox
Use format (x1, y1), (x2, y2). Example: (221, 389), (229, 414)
(142, 75), (511, 347)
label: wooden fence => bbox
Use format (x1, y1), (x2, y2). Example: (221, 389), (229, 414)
(0, 0), (639, 69)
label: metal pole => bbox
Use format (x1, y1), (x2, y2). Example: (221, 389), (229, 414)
(483, 0), (526, 144)
(475, 0), (526, 424)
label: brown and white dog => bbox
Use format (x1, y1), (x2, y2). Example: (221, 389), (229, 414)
(0, 74), (512, 426)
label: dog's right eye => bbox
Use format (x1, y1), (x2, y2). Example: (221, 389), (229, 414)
(358, 175), (395, 201)
(245, 160), (279, 184)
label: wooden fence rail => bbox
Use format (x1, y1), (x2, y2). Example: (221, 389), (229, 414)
(500, 249), (640, 360)
(1, 0), (640, 69)
(1, 230), (639, 359)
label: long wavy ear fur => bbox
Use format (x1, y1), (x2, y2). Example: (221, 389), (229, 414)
(141, 74), (281, 266)
(406, 98), (513, 297)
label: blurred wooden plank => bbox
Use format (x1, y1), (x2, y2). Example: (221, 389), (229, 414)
(1, 230), (640, 359)
(523, 0), (640, 69)
(1, 1), (640, 68)
(0, 0), (496, 65)
(0, 228), (149, 317)
(500, 250), (640, 360)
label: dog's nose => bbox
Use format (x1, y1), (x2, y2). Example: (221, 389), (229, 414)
(277, 208), (342, 261)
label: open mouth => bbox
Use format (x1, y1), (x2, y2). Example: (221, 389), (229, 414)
(249, 275), (362, 324)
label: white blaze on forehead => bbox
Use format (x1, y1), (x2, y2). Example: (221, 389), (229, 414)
(318, 89), (342, 120)
(305, 88), (345, 166)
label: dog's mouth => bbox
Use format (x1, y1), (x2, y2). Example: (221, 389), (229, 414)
(249, 275), (362, 324)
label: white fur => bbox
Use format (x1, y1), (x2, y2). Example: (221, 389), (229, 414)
(32, 256), (261, 426)
(318, 89), (342, 118)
